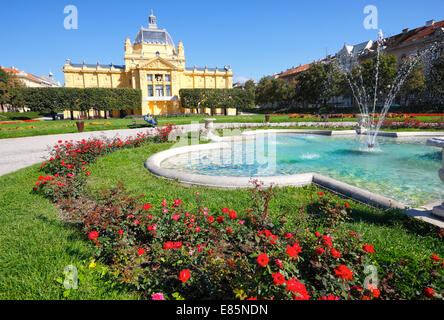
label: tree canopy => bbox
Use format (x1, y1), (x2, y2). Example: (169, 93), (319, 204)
(179, 88), (254, 114)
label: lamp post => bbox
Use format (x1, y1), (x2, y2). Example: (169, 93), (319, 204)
(427, 137), (444, 217)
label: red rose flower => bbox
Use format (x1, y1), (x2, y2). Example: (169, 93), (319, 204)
(179, 269), (191, 283)
(330, 248), (341, 258)
(431, 254), (440, 262)
(334, 265), (353, 280)
(137, 248), (146, 256)
(424, 287), (435, 298)
(286, 243), (302, 258)
(228, 210), (237, 219)
(362, 244), (375, 254)
(322, 235), (333, 247)
(163, 241), (174, 250)
(257, 253), (269, 267)
(207, 216), (215, 223)
(316, 247), (324, 256)
(286, 278), (310, 300)
(272, 272), (286, 285)
(88, 231), (99, 240)
(217, 216), (224, 224)
(143, 203), (152, 210)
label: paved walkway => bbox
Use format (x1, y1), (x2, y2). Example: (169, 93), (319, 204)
(0, 121), (357, 177)
(1, 121), (443, 228)
(0, 127), (160, 176)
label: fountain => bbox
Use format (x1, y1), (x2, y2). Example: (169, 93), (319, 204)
(340, 30), (441, 149)
(427, 137), (444, 218)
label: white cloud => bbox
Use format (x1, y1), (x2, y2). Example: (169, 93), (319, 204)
(233, 75), (252, 84)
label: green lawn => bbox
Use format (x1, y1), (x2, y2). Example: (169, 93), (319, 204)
(0, 140), (442, 299)
(1, 113), (442, 139)
(86, 143), (443, 266)
(0, 164), (138, 300)
(0, 114), (357, 139)
(0, 111), (44, 121)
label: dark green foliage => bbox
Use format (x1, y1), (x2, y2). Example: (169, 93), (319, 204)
(13, 87), (142, 117)
(179, 88), (254, 114)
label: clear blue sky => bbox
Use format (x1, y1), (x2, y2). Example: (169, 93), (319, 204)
(1, 0), (442, 85)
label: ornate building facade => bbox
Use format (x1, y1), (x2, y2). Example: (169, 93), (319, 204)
(63, 11), (234, 117)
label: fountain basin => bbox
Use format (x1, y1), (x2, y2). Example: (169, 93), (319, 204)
(147, 130), (444, 208)
(427, 137), (444, 217)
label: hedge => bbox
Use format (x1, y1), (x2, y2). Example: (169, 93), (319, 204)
(12, 87), (142, 119)
(179, 88), (254, 114)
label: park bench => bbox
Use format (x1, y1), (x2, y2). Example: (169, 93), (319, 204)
(131, 117), (157, 127)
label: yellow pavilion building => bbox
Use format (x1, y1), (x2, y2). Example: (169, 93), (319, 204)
(62, 10), (234, 118)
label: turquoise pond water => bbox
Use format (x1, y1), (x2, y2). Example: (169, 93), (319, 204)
(161, 134), (443, 206)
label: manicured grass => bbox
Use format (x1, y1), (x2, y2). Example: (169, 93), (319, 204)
(0, 111), (44, 121)
(86, 143), (443, 267)
(0, 114), (356, 139)
(1, 139), (442, 299)
(1, 114), (442, 139)
(0, 164), (138, 300)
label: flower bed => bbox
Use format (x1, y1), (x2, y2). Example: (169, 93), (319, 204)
(0, 119), (41, 125)
(378, 118), (444, 130)
(31, 124), (443, 300)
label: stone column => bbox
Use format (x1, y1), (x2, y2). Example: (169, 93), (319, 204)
(427, 137), (444, 218)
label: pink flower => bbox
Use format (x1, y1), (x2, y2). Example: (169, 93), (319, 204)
(152, 293), (165, 300)
(275, 259), (283, 268)
(319, 295), (340, 300)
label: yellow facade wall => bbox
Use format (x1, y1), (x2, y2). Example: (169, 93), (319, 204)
(62, 13), (234, 118)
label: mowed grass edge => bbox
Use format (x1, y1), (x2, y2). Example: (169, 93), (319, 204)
(0, 165), (138, 300)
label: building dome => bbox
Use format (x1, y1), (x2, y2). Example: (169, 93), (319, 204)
(134, 11), (175, 46)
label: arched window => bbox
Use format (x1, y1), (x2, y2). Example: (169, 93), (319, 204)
(156, 52), (160, 57)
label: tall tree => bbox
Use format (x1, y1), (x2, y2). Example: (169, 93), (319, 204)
(427, 52), (444, 101)
(399, 61), (426, 105)
(296, 62), (342, 113)
(0, 69), (25, 111)
(360, 54), (397, 101)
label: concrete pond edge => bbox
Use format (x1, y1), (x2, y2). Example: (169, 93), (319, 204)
(145, 129), (444, 228)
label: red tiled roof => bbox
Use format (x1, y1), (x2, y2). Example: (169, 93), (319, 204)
(1, 66), (41, 81)
(402, 20), (444, 44)
(278, 63), (312, 78)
